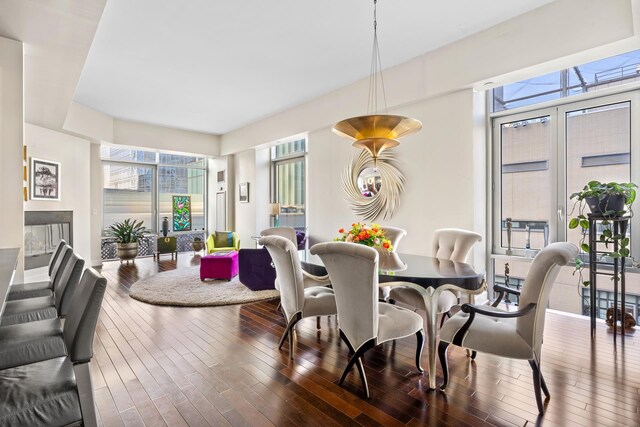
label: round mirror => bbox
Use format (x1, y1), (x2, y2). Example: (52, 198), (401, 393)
(357, 167), (382, 197)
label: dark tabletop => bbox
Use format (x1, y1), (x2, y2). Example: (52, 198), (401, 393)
(301, 250), (484, 290)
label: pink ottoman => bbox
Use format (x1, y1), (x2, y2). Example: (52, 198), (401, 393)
(200, 251), (239, 281)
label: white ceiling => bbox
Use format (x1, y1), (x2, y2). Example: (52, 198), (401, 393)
(0, 0), (106, 130)
(76, 1), (552, 134)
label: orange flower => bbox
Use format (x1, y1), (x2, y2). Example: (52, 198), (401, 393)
(351, 223), (356, 227)
(372, 228), (379, 233)
(382, 242), (390, 249)
(338, 228), (344, 233)
(354, 237), (360, 242)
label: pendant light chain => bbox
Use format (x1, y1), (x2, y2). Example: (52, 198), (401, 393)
(367, 0), (388, 115)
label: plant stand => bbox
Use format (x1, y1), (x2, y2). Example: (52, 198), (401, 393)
(587, 214), (629, 346)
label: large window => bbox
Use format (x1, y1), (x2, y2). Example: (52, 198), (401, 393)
(491, 90), (640, 320)
(493, 49), (640, 112)
(271, 138), (306, 230)
(101, 147), (207, 233)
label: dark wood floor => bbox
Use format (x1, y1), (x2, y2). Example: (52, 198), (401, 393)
(92, 253), (640, 427)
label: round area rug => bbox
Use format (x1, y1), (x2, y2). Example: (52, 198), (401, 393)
(129, 265), (280, 307)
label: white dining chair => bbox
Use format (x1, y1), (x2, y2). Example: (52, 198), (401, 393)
(378, 226), (406, 300)
(438, 242), (577, 414)
(388, 228), (482, 326)
(310, 241), (424, 398)
(260, 235), (337, 359)
(260, 227), (298, 245)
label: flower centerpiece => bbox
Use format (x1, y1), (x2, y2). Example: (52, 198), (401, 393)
(335, 222), (393, 251)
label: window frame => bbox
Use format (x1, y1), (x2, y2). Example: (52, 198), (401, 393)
(101, 148), (208, 235)
(490, 90), (640, 261)
(270, 138), (308, 230)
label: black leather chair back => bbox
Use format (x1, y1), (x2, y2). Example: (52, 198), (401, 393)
(63, 268), (107, 364)
(48, 239), (67, 277)
(54, 252), (85, 316)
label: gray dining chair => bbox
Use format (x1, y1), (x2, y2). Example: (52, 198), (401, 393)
(7, 244), (71, 301)
(1, 251), (85, 326)
(0, 268), (107, 427)
(260, 235), (337, 359)
(310, 241), (424, 398)
(438, 242), (578, 414)
(388, 228), (482, 325)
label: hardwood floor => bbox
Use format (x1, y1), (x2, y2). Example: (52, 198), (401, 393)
(92, 254), (640, 427)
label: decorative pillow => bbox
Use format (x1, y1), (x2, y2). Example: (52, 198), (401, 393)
(214, 231), (234, 248)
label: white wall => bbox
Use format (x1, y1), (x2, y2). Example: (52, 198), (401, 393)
(113, 119), (221, 157)
(24, 124), (92, 266)
(221, 0), (638, 266)
(0, 36), (25, 280)
(233, 150), (256, 247)
(307, 89), (481, 254)
(89, 143), (103, 266)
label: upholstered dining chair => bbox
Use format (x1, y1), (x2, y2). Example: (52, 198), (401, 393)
(310, 241), (424, 398)
(0, 268), (107, 427)
(6, 244), (71, 301)
(381, 226), (406, 250)
(438, 242), (578, 414)
(260, 235), (337, 359)
(378, 226), (406, 300)
(260, 226), (298, 245)
(262, 227), (330, 289)
(1, 251), (85, 326)
(388, 228), (482, 326)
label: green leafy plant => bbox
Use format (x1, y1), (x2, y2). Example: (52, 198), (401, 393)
(569, 181), (637, 286)
(106, 219), (147, 243)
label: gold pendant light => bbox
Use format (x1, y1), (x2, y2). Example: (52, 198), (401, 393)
(333, 0), (422, 160)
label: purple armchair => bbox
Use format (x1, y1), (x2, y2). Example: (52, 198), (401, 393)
(296, 231), (307, 250)
(238, 248), (277, 291)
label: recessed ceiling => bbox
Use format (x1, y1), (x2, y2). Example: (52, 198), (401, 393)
(0, 0), (106, 130)
(74, 0), (555, 135)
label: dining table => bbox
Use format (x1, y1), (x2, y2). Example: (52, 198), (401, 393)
(301, 249), (486, 390)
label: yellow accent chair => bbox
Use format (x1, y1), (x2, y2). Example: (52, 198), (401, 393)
(206, 231), (240, 253)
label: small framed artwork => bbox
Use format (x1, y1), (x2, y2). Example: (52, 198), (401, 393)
(31, 157), (60, 200)
(239, 182), (249, 203)
(217, 170), (225, 183)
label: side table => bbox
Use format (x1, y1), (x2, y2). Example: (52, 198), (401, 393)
(154, 236), (178, 260)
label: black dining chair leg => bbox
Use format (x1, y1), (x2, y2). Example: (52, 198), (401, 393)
(438, 341), (450, 390)
(439, 311), (451, 328)
(528, 359), (546, 414)
(415, 329), (424, 373)
(278, 313), (302, 359)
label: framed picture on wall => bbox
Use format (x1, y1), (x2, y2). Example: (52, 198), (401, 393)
(239, 182), (249, 203)
(31, 157), (60, 201)
(172, 195), (192, 231)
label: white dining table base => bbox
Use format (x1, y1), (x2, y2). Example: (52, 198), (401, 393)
(386, 281), (487, 390)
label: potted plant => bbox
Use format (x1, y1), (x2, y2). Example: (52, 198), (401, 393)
(569, 181), (637, 286)
(106, 219), (147, 263)
(190, 236), (205, 253)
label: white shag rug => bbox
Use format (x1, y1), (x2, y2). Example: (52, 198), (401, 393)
(129, 265), (280, 307)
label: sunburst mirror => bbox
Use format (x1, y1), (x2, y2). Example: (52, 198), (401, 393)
(341, 150), (405, 221)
